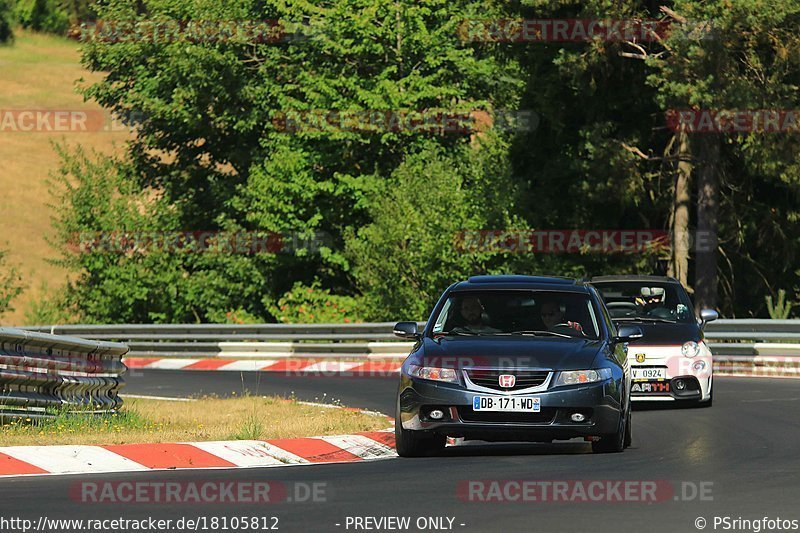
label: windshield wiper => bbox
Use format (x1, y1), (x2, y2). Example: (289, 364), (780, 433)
(615, 317), (677, 324)
(499, 330), (573, 338)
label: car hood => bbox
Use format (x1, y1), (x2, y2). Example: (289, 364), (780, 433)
(414, 336), (605, 371)
(615, 321), (702, 345)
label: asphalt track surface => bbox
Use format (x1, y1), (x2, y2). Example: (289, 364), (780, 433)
(122, 368), (398, 412)
(1, 373), (799, 533)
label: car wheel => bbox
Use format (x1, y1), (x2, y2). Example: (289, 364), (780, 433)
(395, 408), (446, 457)
(697, 382), (713, 408)
(592, 410), (626, 454)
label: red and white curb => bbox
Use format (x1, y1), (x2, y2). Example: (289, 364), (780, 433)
(714, 355), (800, 378)
(125, 356), (800, 379)
(0, 430), (396, 478)
(125, 357), (402, 376)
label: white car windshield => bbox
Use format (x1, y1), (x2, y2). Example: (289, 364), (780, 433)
(593, 281), (695, 324)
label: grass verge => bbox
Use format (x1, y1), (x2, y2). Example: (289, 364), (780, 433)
(0, 396), (388, 446)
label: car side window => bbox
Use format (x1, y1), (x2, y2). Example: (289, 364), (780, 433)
(432, 298), (451, 333)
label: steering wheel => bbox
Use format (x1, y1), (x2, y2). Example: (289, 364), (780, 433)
(646, 307), (675, 319)
(551, 323), (580, 335)
(606, 302), (637, 318)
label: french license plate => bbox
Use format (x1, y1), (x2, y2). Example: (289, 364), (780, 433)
(632, 367), (667, 380)
(473, 396), (541, 412)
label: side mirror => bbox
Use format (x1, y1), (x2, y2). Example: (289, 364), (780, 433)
(614, 325), (643, 343)
(393, 321), (420, 340)
(699, 309), (718, 328)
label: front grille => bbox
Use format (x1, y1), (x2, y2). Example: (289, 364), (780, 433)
(465, 369), (550, 392)
(457, 406), (556, 424)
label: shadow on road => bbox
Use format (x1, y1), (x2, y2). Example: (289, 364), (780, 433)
(632, 401), (706, 412)
(440, 441), (592, 457)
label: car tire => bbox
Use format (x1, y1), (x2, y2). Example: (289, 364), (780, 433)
(697, 382), (713, 408)
(395, 409), (446, 458)
(592, 409), (626, 454)
(698, 393), (713, 408)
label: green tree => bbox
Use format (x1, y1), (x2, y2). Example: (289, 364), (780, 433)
(647, 0), (800, 315)
(54, 0), (522, 322)
(0, 0), (13, 43)
(14, 0), (96, 34)
(345, 137), (521, 320)
(0, 247), (24, 318)
(52, 0), (800, 323)
(506, 0), (672, 285)
(50, 145), (273, 323)
(15, 0), (69, 34)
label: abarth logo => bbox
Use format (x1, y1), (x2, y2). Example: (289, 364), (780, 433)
(635, 353), (646, 363)
(498, 374), (516, 388)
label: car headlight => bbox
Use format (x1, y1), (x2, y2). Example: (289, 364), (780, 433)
(407, 364), (459, 383)
(681, 341), (700, 358)
(556, 368), (612, 386)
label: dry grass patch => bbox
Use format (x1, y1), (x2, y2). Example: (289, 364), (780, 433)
(0, 29), (131, 325)
(0, 396), (389, 446)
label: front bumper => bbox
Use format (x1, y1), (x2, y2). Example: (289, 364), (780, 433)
(628, 345), (713, 402)
(398, 375), (624, 442)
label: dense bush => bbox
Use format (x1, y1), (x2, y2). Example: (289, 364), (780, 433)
(0, 247), (24, 318)
(345, 138), (518, 321)
(269, 281), (365, 324)
(14, 0), (96, 35)
(15, 0), (69, 34)
(0, 0), (13, 43)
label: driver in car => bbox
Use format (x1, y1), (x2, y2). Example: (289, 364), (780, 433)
(453, 296), (500, 334)
(635, 287), (670, 317)
(540, 301), (584, 334)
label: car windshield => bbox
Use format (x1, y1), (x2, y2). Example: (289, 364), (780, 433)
(430, 290), (601, 340)
(593, 281), (695, 324)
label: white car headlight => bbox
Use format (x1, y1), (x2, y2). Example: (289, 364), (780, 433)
(556, 368), (612, 386)
(681, 341), (700, 358)
(408, 364), (459, 383)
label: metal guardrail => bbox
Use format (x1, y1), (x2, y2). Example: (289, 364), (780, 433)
(0, 327), (128, 419)
(20, 323), (421, 358)
(24, 323), (409, 339)
(17, 320), (800, 360)
(704, 320), (800, 356)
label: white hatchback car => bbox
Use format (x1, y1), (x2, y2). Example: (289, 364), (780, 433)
(592, 275), (717, 406)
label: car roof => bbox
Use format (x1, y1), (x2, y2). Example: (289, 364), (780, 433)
(450, 275), (591, 293)
(590, 275), (680, 284)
